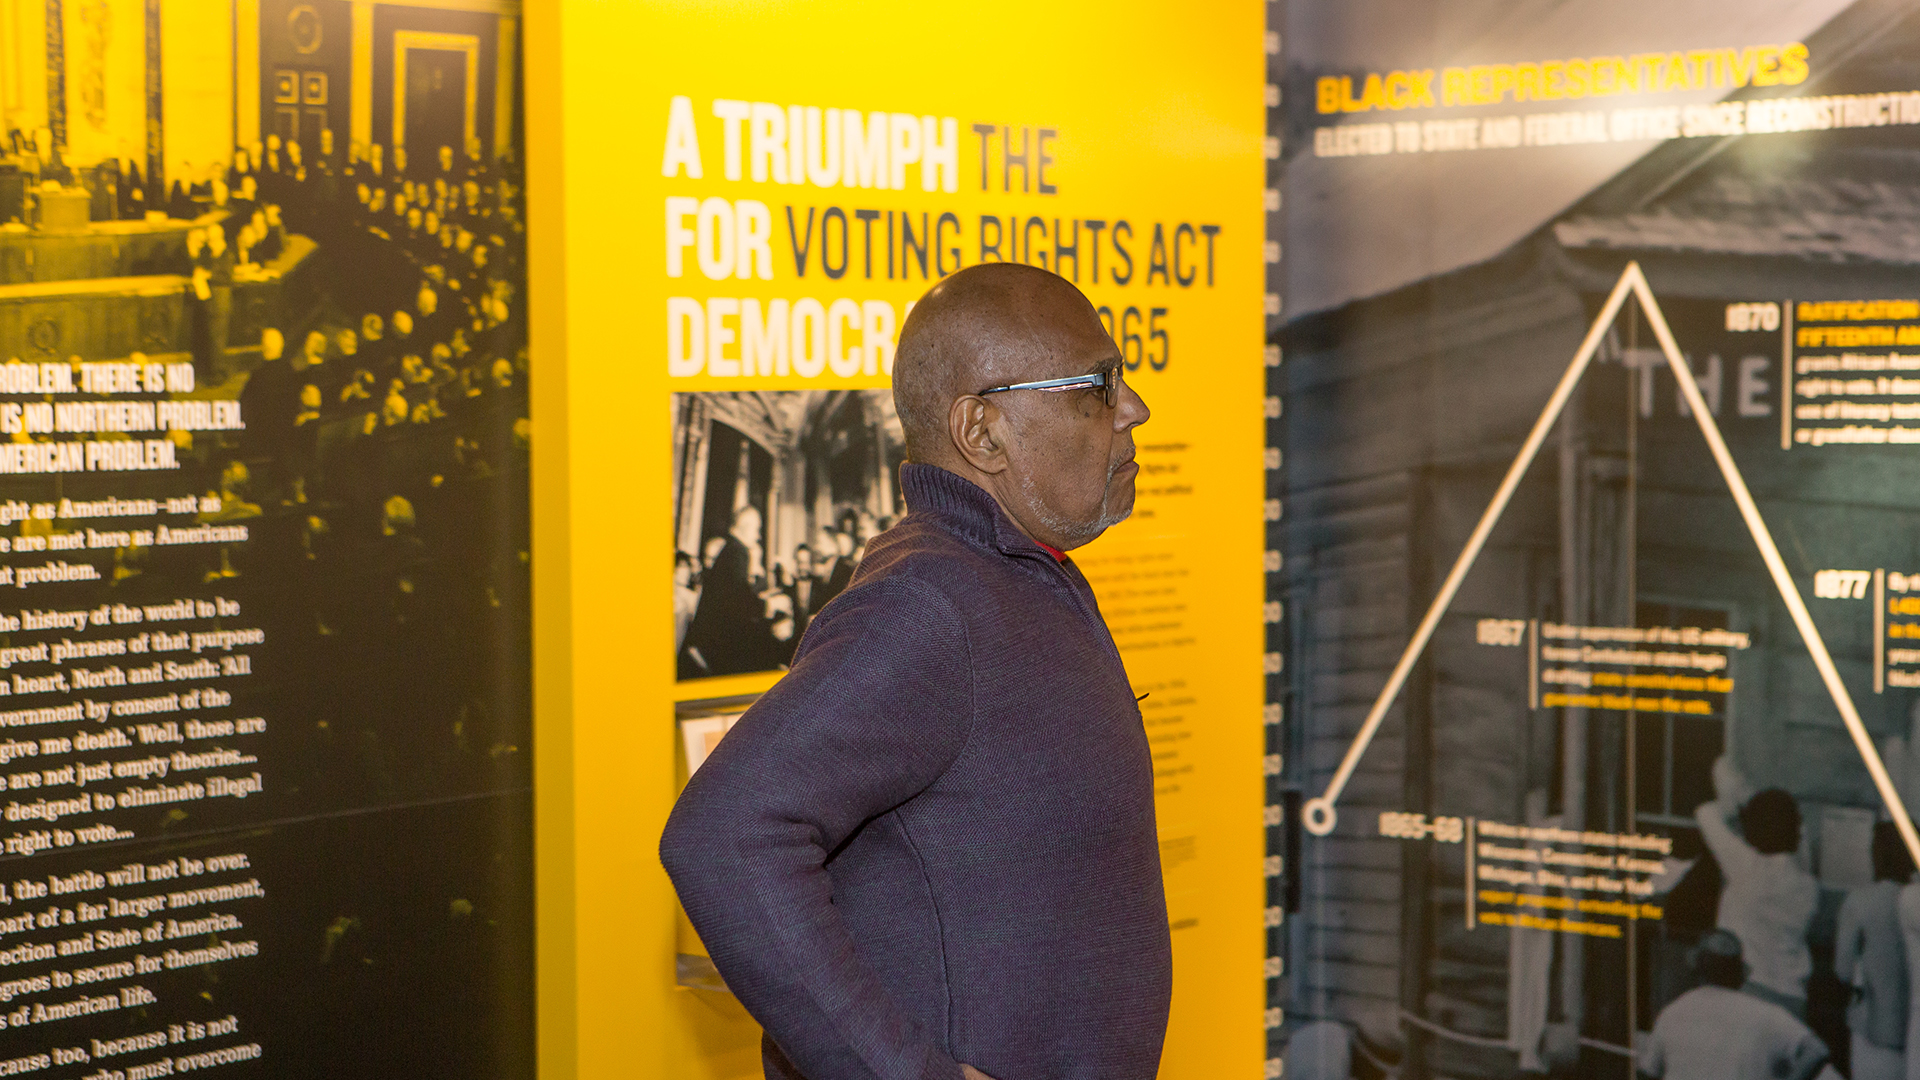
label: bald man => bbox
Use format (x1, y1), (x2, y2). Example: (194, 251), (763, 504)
(661, 263), (1166, 1080)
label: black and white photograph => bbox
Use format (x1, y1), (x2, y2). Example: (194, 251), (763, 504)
(672, 389), (905, 681)
(1280, 2), (1920, 1078)
(0, 2), (531, 1076)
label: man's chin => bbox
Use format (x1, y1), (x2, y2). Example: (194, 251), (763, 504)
(1015, 471), (1136, 548)
(1096, 484), (1137, 532)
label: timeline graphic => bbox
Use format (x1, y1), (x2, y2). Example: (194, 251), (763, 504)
(1299, 262), (1920, 867)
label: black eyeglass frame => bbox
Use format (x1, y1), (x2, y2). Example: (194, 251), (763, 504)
(977, 365), (1123, 409)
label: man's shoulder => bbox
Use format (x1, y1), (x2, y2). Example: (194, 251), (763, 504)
(855, 516), (1001, 585)
(1762, 853), (1820, 897)
(800, 522), (991, 635)
(784, 557), (975, 685)
(1666, 984), (1738, 1012)
(1899, 881), (1920, 924)
(1672, 985), (1805, 1032)
(1843, 879), (1896, 913)
(1666, 984), (1724, 1012)
(804, 546), (968, 635)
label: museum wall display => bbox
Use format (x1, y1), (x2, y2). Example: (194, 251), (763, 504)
(1275, 2), (1920, 1078)
(600, 2), (1269, 1077)
(0, 2), (530, 1077)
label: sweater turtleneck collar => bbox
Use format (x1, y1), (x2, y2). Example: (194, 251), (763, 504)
(897, 462), (1067, 564)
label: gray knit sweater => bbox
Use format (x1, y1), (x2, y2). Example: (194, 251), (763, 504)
(660, 463), (1171, 1080)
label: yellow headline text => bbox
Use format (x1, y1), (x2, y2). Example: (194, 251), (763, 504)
(1318, 43), (1808, 114)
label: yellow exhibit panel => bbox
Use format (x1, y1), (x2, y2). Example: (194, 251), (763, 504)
(530, 1), (1266, 1077)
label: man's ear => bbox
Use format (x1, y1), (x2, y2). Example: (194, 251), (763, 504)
(949, 395), (1009, 474)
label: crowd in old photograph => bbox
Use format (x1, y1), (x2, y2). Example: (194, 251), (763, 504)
(242, 133), (529, 796)
(676, 507), (890, 680)
(1637, 754), (1919, 1080)
(42, 129), (536, 800)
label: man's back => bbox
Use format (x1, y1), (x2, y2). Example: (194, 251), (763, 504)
(1639, 985), (1827, 1080)
(1697, 802), (1819, 999)
(661, 464), (1171, 1080)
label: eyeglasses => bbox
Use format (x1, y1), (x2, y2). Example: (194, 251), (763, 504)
(978, 364), (1123, 409)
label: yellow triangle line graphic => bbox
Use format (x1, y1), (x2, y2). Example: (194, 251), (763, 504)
(1302, 262), (1920, 868)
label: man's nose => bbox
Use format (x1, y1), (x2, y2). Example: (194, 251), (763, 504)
(1116, 377), (1150, 430)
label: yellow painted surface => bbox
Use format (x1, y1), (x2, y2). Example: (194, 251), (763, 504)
(528, 2), (1265, 1076)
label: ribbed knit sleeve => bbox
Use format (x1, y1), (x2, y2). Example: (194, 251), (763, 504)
(661, 576), (973, 1080)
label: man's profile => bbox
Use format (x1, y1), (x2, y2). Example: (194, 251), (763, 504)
(660, 262), (1169, 1080)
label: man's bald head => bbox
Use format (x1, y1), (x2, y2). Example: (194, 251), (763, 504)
(893, 263), (1106, 465)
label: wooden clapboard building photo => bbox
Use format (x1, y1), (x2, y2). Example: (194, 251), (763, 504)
(1281, 1), (1920, 1076)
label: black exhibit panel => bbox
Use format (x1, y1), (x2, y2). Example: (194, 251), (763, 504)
(0, 2), (530, 1077)
(1278, 3), (1920, 1079)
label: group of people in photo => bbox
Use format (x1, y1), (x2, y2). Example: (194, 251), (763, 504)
(226, 135), (528, 787)
(675, 508), (886, 679)
(1640, 756), (1920, 1080)
(234, 138), (526, 472)
(3, 127), (534, 801)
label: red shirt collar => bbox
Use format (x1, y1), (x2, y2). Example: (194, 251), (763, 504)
(1036, 539), (1066, 562)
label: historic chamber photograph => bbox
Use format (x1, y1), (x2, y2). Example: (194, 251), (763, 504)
(0, 2), (532, 1075)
